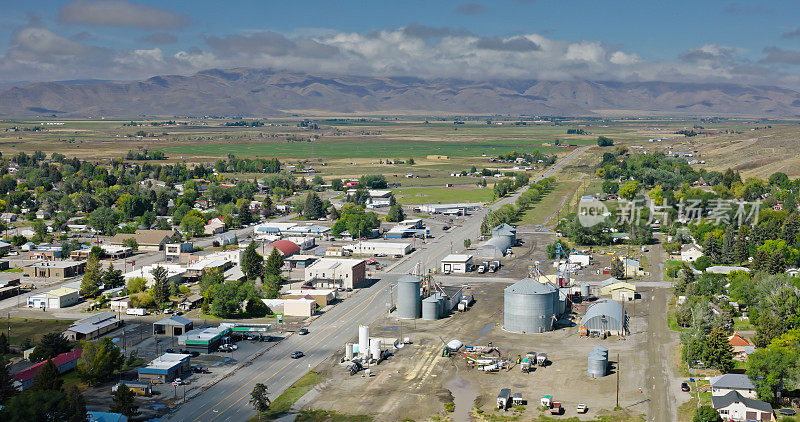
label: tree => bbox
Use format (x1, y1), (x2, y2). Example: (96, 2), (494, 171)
(76, 337), (123, 385)
(102, 263), (124, 289)
(747, 329), (800, 402)
(31, 219), (48, 239)
(122, 237), (138, 251)
(721, 225), (735, 264)
(180, 214), (205, 238)
(32, 359), (63, 392)
(126, 277), (147, 294)
(463, 238), (471, 249)
(330, 204), (380, 238)
(781, 212), (799, 245)
(87, 206), (120, 235)
(703, 235), (721, 264)
(246, 297), (269, 317)
(0, 357), (18, 403)
(693, 405), (722, 422)
(80, 254), (102, 298)
(199, 268), (225, 295)
(302, 192), (325, 220)
(65, 385), (87, 422)
(734, 225), (750, 264)
(331, 178), (343, 191)
(618, 181), (641, 200)
(250, 383), (271, 419)
(359, 174), (387, 189)
(263, 274), (282, 299)
(610, 258), (625, 279)
(0, 332), (9, 354)
(210, 282), (245, 318)
(151, 266), (169, 308)
(703, 327), (734, 373)
(602, 181), (619, 194)
(596, 136), (614, 147)
(242, 243), (265, 281)
(0, 389), (69, 422)
(386, 204), (405, 222)
(29, 333), (71, 363)
(109, 383), (140, 418)
(238, 200), (252, 226)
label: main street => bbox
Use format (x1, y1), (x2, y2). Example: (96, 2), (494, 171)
(168, 145), (591, 421)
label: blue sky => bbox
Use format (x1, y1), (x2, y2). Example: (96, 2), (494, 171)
(1, 0), (799, 87)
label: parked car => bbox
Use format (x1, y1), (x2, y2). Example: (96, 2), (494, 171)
(298, 328), (309, 335)
(576, 403), (588, 414)
(291, 351), (304, 359)
(680, 382), (690, 392)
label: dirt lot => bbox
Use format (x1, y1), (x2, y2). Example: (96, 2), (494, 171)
(302, 279), (652, 421)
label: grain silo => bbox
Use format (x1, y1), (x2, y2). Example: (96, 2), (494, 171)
(503, 279), (558, 333)
(587, 345), (609, 378)
(396, 275), (421, 319)
(581, 283), (591, 299)
(422, 295), (440, 320)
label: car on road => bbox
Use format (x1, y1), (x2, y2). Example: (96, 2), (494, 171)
(374, 253), (387, 257)
(298, 328), (309, 335)
(778, 409), (797, 416)
(291, 351), (304, 359)
(680, 382), (690, 392)
(174, 378), (184, 385)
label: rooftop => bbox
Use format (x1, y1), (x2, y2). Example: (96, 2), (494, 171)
(505, 279), (557, 295)
(307, 258), (364, 271)
(441, 254), (472, 262)
(710, 373), (755, 390)
(712, 390), (771, 413)
(155, 315), (192, 327)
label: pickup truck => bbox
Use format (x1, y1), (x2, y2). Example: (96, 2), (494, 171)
(550, 402), (562, 415)
(477, 262), (488, 273)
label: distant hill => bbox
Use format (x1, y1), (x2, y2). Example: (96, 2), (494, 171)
(1, 68), (799, 117)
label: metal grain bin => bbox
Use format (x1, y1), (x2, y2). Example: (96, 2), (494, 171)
(422, 295), (440, 320)
(396, 275), (421, 319)
(503, 279), (558, 333)
(587, 346), (609, 378)
(581, 283), (591, 298)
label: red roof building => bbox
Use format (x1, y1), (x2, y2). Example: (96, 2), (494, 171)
(268, 240), (300, 257)
(13, 349), (82, 390)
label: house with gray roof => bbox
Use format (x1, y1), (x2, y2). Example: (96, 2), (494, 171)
(710, 373), (756, 399)
(712, 390), (774, 421)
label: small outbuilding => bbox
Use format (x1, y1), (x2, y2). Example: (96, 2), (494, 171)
(440, 254), (473, 274)
(153, 315), (193, 337)
(580, 299), (628, 336)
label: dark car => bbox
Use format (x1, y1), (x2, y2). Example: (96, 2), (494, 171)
(298, 328), (309, 335)
(680, 382), (690, 392)
(778, 409), (797, 416)
(165, 348), (175, 354)
(291, 351), (304, 359)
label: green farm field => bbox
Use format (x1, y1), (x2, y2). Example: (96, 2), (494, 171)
(392, 186), (494, 205)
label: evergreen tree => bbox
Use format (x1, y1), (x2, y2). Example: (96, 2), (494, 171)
(0, 389), (69, 422)
(693, 405), (722, 422)
(703, 235), (721, 264)
(238, 200), (252, 226)
(703, 327), (734, 373)
(302, 192), (325, 220)
(151, 266), (169, 308)
(31, 360), (63, 392)
(109, 383), (139, 418)
(768, 250), (786, 274)
(65, 385), (87, 422)
(80, 254), (102, 297)
(734, 225), (750, 265)
(386, 204), (405, 222)
(329, 205), (340, 220)
(0, 332), (8, 354)
(0, 357), (17, 403)
(610, 258), (625, 279)
(781, 212), (799, 245)
(752, 250), (769, 272)
(101, 263), (124, 289)
(263, 274), (282, 299)
(721, 225), (736, 264)
(261, 196), (273, 217)
(241, 243), (265, 281)
(263, 247), (283, 278)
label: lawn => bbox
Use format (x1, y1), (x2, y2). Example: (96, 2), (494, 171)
(393, 186), (494, 205)
(517, 179), (580, 226)
(249, 370), (324, 421)
(4, 318), (74, 348)
(295, 410), (373, 422)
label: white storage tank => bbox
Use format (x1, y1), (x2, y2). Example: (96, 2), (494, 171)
(370, 338), (381, 360)
(345, 343), (353, 360)
(358, 325), (370, 356)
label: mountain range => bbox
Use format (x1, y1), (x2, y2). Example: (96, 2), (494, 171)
(1, 68), (799, 118)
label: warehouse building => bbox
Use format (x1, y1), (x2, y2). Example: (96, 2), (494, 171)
(580, 299), (628, 336)
(23, 261), (85, 278)
(63, 312), (122, 341)
(600, 278), (637, 301)
(261, 298), (317, 317)
(110, 229), (178, 252)
(138, 353), (191, 383)
(440, 254), (473, 274)
(13, 349), (82, 390)
(476, 224), (517, 259)
(348, 241), (412, 256)
(177, 325), (231, 354)
(123, 264), (185, 287)
(265, 239), (301, 257)
(282, 289), (335, 307)
(304, 258), (367, 289)
(27, 286), (80, 309)
(153, 315), (193, 337)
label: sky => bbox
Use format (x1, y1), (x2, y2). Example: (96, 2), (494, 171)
(1, 0), (800, 88)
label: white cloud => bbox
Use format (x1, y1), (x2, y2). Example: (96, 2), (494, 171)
(59, 0), (190, 29)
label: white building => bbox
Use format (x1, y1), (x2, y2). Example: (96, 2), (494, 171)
(260, 298), (317, 317)
(283, 236), (316, 250)
(27, 287), (80, 309)
(348, 241), (412, 256)
(569, 254), (591, 268)
(710, 374), (757, 399)
(440, 254), (473, 274)
(304, 258), (367, 290)
(681, 244), (704, 262)
(712, 390), (773, 422)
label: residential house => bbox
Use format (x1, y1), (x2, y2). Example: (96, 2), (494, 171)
(710, 373), (757, 399)
(680, 244), (704, 262)
(110, 229), (178, 252)
(712, 390), (774, 421)
(728, 333), (754, 361)
(204, 217), (225, 235)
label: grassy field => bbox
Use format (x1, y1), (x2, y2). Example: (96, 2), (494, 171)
(294, 410), (373, 422)
(392, 186), (494, 205)
(517, 178), (581, 226)
(3, 317), (74, 348)
(248, 370), (324, 421)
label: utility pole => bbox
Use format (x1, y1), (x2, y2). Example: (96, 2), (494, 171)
(616, 352), (620, 408)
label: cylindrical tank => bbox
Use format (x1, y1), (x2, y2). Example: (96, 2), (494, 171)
(503, 279), (558, 333)
(370, 338), (381, 360)
(422, 296), (440, 320)
(396, 276), (421, 319)
(587, 345), (609, 377)
(581, 283), (591, 298)
(436, 293), (445, 317)
(358, 325), (369, 356)
(345, 343), (353, 360)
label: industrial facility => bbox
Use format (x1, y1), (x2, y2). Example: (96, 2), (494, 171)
(587, 345), (609, 378)
(395, 275), (467, 321)
(503, 278), (559, 334)
(580, 299), (628, 337)
(476, 223), (516, 258)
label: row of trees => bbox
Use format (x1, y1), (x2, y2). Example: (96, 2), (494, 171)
(480, 177), (556, 236)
